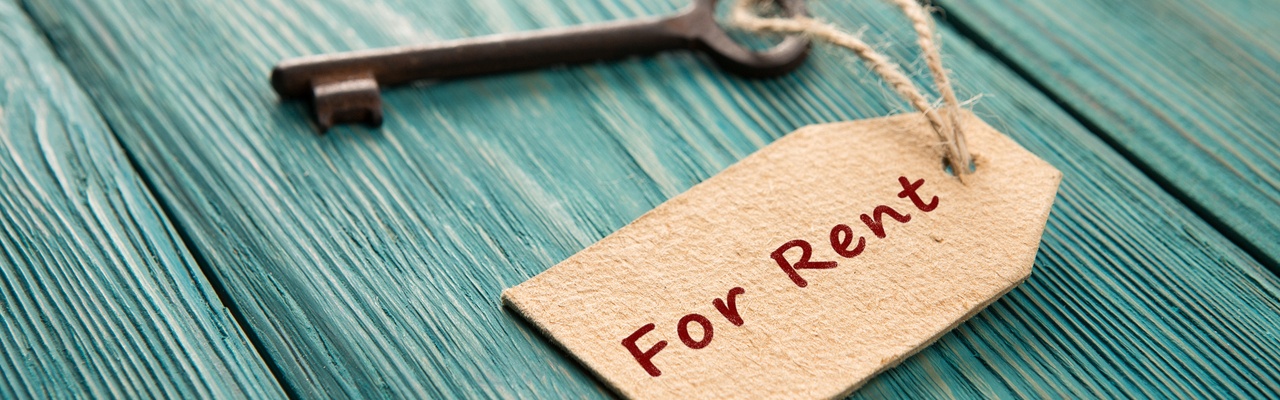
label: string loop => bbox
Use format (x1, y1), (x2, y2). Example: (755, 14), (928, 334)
(731, 0), (972, 176)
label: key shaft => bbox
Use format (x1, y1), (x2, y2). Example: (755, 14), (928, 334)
(271, 0), (809, 131)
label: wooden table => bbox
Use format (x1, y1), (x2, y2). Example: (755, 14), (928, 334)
(3, 0), (1277, 397)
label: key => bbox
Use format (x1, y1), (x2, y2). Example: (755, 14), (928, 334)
(270, 0), (809, 131)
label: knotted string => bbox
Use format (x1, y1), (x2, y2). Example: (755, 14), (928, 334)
(731, 0), (972, 177)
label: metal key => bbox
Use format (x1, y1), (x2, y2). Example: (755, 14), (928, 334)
(271, 0), (809, 131)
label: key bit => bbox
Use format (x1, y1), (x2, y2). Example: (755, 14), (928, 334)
(271, 0), (810, 131)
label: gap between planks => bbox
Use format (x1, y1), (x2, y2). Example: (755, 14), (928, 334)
(931, 0), (1279, 274)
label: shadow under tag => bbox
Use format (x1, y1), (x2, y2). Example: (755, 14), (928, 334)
(503, 111), (1061, 399)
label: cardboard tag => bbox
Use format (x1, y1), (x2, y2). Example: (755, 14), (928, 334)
(503, 111), (1060, 399)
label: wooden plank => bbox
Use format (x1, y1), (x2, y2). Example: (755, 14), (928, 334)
(938, 0), (1280, 268)
(22, 0), (1280, 397)
(0, 1), (285, 398)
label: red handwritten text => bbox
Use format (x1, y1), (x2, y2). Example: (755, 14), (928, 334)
(621, 287), (744, 377)
(773, 176), (939, 287)
(621, 176), (938, 377)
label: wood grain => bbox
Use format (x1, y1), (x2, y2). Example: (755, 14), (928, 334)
(0, 1), (283, 398)
(505, 112), (1062, 399)
(938, 0), (1280, 268)
(21, 0), (1280, 397)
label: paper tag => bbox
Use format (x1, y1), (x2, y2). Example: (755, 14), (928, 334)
(503, 112), (1060, 399)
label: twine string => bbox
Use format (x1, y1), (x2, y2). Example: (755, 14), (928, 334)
(731, 0), (972, 176)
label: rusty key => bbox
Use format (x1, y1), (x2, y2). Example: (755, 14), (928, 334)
(271, 0), (809, 131)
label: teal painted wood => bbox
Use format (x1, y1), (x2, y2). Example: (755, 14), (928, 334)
(938, 0), (1280, 268)
(22, 0), (1280, 397)
(0, 1), (285, 398)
